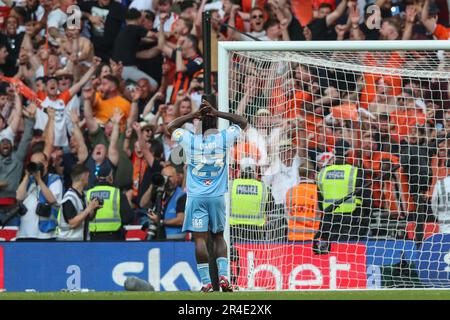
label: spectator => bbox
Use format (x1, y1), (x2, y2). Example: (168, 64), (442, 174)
(1, 15), (24, 76)
(431, 175), (450, 234)
(34, 59), (100, 147)
(137, 10), (164, 87)
(80, 0), (125, 61)
(84, 107), (121, 188)
(307, 0), (350, 41)
(92, 74), (131, 126)
(111, 8), (158, 90)
(153, 0), (178, 32)
(47, 0), (76, 47)
(0, 98), (32, 226)
(262, 139), (301, 239)
(61, 110), (88, 189)
(421, 0), (449, 40)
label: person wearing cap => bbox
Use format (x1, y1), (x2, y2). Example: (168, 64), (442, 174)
(421, 0), (449, 40)
(85, 165), (134, 241)
(314, 139), (370, 253)
(262, 138), (302, 240)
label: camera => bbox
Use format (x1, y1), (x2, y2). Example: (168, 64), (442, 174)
(142, 220), (159, 240)
(93, 197), (104, 206)
(27, 162), (43, 174)
(0, 203), (27, 227)
(151, 173), (166, 187)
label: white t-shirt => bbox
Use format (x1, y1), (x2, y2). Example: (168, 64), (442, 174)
(47, 8), (68, 45)
(154, 12), (178, 32)
(17, 176), (63, 240)
(240, 31), (270, 41)
(34, 90), (73, 147)
(262, 156), (301, 205)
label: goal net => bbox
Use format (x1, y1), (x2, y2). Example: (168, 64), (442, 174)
(219, 41), (450, 290)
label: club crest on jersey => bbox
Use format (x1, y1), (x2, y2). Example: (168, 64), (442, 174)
(204, 180), (212, 186)
(173, 129), (183, 140)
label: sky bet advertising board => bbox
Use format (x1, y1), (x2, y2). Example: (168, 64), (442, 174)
(1, 236), (450, 291)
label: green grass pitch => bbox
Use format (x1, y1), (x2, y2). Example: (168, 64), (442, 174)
(2, 290), (450, 300)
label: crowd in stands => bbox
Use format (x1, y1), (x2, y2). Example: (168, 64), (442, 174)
(0, 0), (448, 241)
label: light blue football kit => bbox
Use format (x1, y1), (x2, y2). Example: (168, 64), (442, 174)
(172, 124), (242, 233)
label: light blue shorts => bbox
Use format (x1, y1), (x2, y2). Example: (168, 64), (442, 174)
(183, 195), (226, 234)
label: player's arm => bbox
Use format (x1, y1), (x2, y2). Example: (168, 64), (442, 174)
(167, 109), (201, 135)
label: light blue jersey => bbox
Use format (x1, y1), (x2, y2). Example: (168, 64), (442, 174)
(172, 124), (242, 198)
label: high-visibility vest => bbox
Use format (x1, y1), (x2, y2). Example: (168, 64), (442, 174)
(230, 179), (266, 227)
(286, 181), (320, 241)
(86, 185), (121, 233)
(317, 164), (361, 214)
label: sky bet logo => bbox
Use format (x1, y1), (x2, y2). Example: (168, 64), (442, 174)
(112, 248), (201, 291)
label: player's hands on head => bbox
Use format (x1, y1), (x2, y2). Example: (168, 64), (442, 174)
(199, 100), (218, 117)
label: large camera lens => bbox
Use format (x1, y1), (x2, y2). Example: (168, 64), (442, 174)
(27, 162), (38, 173)
(151, 173), (165, 187)
(147, 222), (158, 240)
(27, 162), (43, 174)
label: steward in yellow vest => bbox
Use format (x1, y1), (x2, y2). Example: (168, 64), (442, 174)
(86, 166), (134, 241)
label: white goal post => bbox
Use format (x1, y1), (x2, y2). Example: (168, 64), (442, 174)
(218, 40), (450, 291)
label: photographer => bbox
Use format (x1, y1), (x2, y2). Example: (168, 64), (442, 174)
(57, 164), (102, 241)
(16, 151), (63, 241)
(86, 166), (134, 241)
(140, 165), (186, 240)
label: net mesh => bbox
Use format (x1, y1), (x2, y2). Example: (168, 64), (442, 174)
(226, 48), (450, 290)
